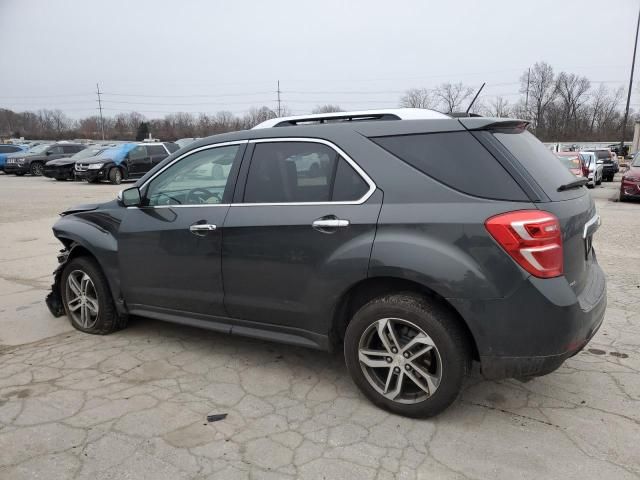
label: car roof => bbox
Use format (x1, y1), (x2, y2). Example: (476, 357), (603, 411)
(252, 108), (450, 129)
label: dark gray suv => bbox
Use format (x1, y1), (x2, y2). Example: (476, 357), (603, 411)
(45, 109), (606, 417)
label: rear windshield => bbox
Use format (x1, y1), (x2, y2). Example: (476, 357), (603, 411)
(558, 155), (580, 169)
(370, 131), (527, 201)
(492, 130), (584, 200)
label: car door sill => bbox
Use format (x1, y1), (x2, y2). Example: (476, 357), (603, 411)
(128, 304), (328, 350)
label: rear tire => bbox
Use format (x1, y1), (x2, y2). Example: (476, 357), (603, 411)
(30, 162), (43, 176)
(108, 167), (122, 185)
(60, 256), (124, 335)
(344, 293), (470, 418)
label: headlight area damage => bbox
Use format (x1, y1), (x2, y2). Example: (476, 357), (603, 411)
(45, 247), (71, 317)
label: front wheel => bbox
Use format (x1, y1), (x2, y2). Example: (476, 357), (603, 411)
(108, 167), (122, 185)
(61, 256), (124, 335)
(30, 162), (43, 176)
(344, 293), (470, 418)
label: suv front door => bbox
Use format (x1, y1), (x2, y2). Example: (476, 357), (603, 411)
(118, 141), (246, 318)
(147, 144), (170, 168)
(126, 145), (149, 177)
(221, 139), (382, 343)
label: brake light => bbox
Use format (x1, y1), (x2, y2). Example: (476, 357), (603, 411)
(485, 210), (563, 278)
(581, 163), (589, 177)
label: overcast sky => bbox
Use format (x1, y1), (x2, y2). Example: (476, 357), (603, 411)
(1, 0), (638, 118)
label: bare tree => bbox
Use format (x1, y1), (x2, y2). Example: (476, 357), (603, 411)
(555, 72), (591, 136)
(312, 104), (343, 114)
(399, 88), (439, 109)
(520, 62), (557, 131)
(484, 97), (511, 117)
(434, 83), (474, 112)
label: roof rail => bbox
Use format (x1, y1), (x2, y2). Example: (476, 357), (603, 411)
(252, 108), (449, 129)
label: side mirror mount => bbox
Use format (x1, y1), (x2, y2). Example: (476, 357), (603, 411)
(118, 187), (141, 207)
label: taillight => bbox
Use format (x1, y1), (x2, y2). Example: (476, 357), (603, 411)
(485, 210), (563, 278)
(581, 163), (589, 177)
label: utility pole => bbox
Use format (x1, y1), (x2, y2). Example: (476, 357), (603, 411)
(621, 5), (640, 154)
(96, 83), (105, 140)
(276, 80), (282, 117)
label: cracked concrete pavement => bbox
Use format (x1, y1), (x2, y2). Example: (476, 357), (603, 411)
(0, 174), (638, 479)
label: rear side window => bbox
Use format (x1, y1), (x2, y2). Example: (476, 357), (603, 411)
(371, 131), (527, 200)
(165, 143), (179, 153)
(492, 131), (581, 201)
(244, 141), (369, 203)
(148, 145), (167, 155)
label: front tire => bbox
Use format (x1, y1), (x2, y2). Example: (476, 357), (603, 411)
(108, 167), (122, 185)
(30, 162), (43, 176)
(344, 293), (470, 418)
(61, 256), (123, 335)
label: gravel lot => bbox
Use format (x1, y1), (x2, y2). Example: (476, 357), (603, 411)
(0, 174), (638, 480)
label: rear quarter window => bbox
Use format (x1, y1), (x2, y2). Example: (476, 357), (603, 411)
(370, 131), (528, 201)
(492, 130), (584, 201)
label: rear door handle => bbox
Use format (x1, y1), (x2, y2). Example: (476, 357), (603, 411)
(189, 224), (217, 236)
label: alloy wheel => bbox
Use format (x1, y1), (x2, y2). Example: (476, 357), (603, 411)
(65, 270), (99, 329)
(358, 317), (442, 404)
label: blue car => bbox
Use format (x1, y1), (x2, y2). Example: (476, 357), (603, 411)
(0, 144), (28, 172)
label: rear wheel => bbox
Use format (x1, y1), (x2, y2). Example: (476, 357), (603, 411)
(108, 167), (122, 185)
(344, 293), (469, 418)
(61, 256), (125, 334)
(30, 162), (43, 176)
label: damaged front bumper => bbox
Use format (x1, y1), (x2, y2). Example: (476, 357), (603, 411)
(45, 248), (70, 317)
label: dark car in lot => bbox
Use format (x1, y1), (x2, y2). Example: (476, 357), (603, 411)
(75, 142), (179, 184)
(620, 153), (640, 201)
(5, 142), (86, 176)
(45, 109), (606, 417)
(585, 149), (617, 181)
(0, 144), (28, 172)
(43, 145), (111, 181)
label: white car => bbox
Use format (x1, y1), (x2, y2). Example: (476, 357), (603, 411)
(579, 152), (603, 187)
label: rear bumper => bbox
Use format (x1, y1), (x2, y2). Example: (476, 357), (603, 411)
(450, 259), (607, 379)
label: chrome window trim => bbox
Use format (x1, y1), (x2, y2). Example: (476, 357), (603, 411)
(235, 137), (377, 207)
(583, 213), (601, 239)
(139, 140), (249, 191)
(132, 137), (377, 209)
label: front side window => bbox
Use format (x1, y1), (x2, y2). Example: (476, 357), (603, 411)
(145, 145), (240, 206)
(128, 146), (147, 160)
(243, 141), (369, 203)
(48, 146), (64, 154)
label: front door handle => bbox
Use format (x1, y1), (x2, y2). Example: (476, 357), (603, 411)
(312, 219), (349, 228)
(312, 217), (350, 233)
(189, 224), (217, 236)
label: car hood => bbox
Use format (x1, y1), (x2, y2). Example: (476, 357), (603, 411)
(80, 157), (113, 165)
(60, 203), (101, 216)
(46, 158), (76, 166)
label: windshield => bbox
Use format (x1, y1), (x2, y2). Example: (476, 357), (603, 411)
(558, 155), (580, 169)
(27, 144), (51, 154)
(71, 147), (105, 160)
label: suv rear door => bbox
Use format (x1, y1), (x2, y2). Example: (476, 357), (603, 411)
(221, 139), (381, 342)
(148, 144), (170, 167)
(127, 145), (149, 176)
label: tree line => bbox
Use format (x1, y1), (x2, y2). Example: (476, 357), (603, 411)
(0, 62), (635, 142)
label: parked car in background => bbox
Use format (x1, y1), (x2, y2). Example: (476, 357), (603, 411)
(4, 143), (85, 176)
(556, 152), (584, 177)
(620, 153), (640, 201)
(45, 109), (606, 418)
(584, 149), (616, 181)
(578, 151), (603, 187)
(75, 142), (178, 184)
(0, 144), (28, 172)
(175, 137), (201, 149)
(43, 145), (110, 181)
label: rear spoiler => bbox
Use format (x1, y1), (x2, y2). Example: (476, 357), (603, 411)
(457, 117), (530, 132)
